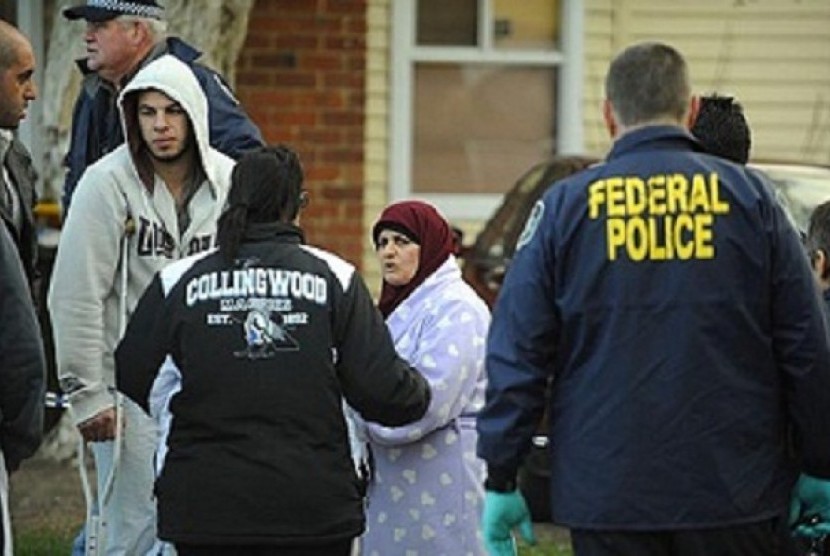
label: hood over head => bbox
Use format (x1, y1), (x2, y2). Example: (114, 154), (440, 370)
(373, 200), (455, 318)
(118, 54), (215, 193)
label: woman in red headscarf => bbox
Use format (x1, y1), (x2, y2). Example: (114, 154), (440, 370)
(359, 200), (490, 555)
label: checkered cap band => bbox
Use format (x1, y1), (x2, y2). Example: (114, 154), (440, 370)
(87, 0), (163, 19)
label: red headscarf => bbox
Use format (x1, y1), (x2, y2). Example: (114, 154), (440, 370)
(373, 201), (454, 318)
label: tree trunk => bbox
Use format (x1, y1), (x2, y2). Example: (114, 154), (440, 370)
(36, 0), (255, 462)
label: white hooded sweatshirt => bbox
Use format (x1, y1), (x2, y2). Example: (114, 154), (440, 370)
(49, 55), (235, 425)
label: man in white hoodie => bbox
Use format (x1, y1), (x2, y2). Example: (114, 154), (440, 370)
(48, 54), (235, 555)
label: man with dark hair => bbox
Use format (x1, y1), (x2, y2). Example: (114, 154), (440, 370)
(478, 41), (830, 556)
(691, 94), (752, 164)
(60, 0), (263, 213)
(49, 55), (234, 556)
(0, 19), (39, 293)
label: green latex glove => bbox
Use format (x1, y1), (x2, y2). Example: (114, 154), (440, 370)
(789, 473), (830, 538)
(481, 489), (537, 556)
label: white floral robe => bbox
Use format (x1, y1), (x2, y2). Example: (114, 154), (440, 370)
(361, 256), (490, 556)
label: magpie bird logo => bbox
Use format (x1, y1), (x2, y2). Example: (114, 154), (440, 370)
(233, 310), (299, 359)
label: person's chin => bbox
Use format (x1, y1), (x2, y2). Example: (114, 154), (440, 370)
(154, 149), (187, 163)
(383, 275), (407, 287)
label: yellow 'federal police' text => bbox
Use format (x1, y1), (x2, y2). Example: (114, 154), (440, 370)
(588, 172), (729, 261)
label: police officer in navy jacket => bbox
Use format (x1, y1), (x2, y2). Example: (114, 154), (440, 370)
(477, 41), (830, 556)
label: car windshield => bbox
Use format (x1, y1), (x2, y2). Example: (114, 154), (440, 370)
(751, 163), (830, 230)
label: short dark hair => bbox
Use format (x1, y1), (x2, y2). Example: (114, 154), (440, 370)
(217, 145), (305, 262)
(691, 94), (751, 164)
(605, 42), (690, 127)
(806, 201), (830, 267)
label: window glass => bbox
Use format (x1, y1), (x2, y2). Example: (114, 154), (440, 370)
(413, 63), (557, 194)
(417, 0), (478, 46)
(493, 0), (560, 50)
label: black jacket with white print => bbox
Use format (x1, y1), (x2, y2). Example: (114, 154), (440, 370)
(115, 222), (430, 546)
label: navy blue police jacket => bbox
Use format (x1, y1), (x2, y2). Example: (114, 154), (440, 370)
(62, 37), (263, 213)
(478, 125), (830, 529)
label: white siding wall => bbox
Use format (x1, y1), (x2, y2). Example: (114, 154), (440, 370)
(367, 0), (830, 271)
(584, 0), (830, 164)
(584, 0), (615, 156)
(364, 0), (391, 296)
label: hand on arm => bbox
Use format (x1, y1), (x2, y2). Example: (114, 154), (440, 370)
(335, 274), (430, 426)
(366, 297), (488, 445)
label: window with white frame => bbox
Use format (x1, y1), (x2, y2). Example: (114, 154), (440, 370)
(391, 0), (583, 220)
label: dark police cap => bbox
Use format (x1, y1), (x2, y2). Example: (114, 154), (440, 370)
(63, 0), (164, 22)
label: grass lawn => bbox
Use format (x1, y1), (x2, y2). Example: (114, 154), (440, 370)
(9, 517), (575, 556)
(10, 531), (573, 556)
(14, 529), (76, 556)
(10, 458), (82, 555)
(8, 458), (576, 555)
(522, 544), (574, 556)
(519, 524), (574, 555)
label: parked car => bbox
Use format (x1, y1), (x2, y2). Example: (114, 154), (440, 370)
(756, 162), (830, 231)
(461, 157), (830, 522)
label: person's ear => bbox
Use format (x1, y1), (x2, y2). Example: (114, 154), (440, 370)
(811, 249), (829, 280)
(819, 249), (830, 280)
(685, 95), (701, 130)
(602, 99), (618, 139)
(128, 20), (149, 46)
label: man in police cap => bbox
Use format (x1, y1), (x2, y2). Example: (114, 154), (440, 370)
(477, 41), (830, 556)
(61, 0), (262, 214)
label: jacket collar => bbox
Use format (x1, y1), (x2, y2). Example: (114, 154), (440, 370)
(77, 36), (202, 97)
(0, 130), (12, 163)
(607, 125), (705, 161)
(243, 222), (305, 244)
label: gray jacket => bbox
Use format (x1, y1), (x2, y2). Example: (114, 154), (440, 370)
(49, 55), (234, 425)
(0, 133), (38, 291)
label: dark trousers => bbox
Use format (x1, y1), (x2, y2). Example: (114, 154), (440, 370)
(571, 517), (798, 556)
(175, 539), (353, 556)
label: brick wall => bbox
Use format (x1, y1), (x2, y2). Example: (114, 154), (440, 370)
(236, 0), (368, 268)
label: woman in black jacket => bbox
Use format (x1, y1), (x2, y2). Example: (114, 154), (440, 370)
(116, 145), (430, 556)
